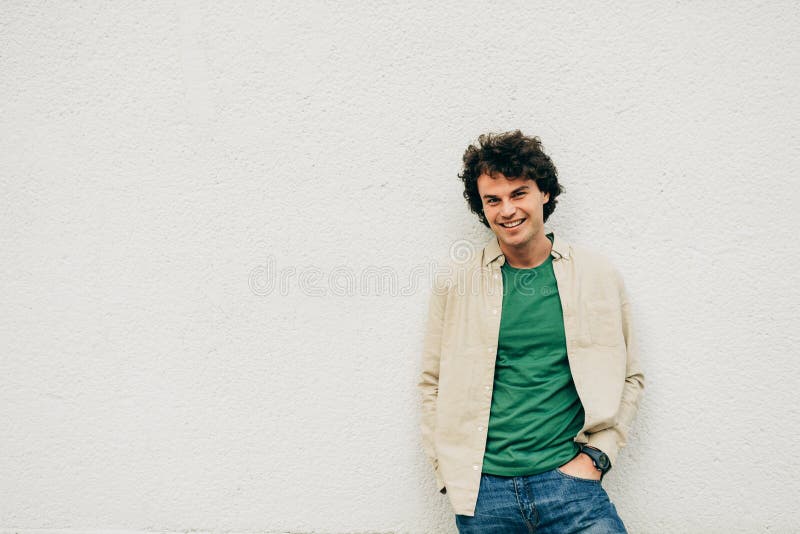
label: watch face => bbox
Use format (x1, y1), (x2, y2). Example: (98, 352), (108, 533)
(598, 455), (610, 469)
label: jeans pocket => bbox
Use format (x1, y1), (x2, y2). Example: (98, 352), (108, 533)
(555, 466), (602, 484)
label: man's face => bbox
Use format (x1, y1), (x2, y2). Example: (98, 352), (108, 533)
(477, 172), (550, 250)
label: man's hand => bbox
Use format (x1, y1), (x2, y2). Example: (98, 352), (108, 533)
(557, 452), (602, 481)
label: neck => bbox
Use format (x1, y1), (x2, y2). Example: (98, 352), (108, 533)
(500, 233), (553, 269)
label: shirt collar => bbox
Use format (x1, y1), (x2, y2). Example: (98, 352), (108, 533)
(482, 226), (571, 266)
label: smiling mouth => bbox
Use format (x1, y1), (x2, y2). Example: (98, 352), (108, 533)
(499, 218), (526, 228)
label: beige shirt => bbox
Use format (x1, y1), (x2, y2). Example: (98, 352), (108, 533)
(417, 229), (645, 516)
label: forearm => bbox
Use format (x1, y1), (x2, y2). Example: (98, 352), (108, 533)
(417, 285), (447, 492)
(586, 371), (644, 465)
(588, 279), (645, 465)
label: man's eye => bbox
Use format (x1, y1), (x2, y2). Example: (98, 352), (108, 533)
(486, 199), (498, 204)
(513, 192), (527, 197)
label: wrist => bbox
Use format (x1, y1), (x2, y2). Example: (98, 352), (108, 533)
(578, 444), (612, 476)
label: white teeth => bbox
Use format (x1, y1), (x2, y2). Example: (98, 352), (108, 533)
(500, 219), (524, 228)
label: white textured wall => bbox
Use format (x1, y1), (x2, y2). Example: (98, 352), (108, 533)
(2, 2), (798, 533)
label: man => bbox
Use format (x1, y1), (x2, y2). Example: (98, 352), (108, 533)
(418, 131), (644, 533)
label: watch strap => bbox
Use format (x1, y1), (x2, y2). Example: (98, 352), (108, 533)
(579, 444), (612, 476)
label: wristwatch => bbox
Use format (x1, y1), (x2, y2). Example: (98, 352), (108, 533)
(579, 444), (612, 478)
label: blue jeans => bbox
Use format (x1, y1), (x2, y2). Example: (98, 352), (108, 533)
(455, 469), (627, 533)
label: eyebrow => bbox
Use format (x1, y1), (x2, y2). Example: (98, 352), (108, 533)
(482, 185), (530, 199)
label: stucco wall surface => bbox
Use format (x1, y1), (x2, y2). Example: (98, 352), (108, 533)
(1, 1), (799, 533)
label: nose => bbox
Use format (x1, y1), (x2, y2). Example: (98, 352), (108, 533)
(499, 199), (516, 219)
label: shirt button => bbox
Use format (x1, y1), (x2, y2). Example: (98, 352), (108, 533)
(492, 309), (498, 315)
(487, 347), (493, 353)
(484, 385), (491, 391)
(493, 274), (499, 280)
(478, 426), (484, 431)
(473, 465), (479, 470)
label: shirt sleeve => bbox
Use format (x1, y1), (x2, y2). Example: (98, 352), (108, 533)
(417, 280), (448, 493)
(586, 268), (645, 466)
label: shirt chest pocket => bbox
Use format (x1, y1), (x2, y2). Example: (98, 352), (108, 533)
(585, 301), (623, 347)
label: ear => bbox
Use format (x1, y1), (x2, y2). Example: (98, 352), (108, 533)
(542, 191), (550, 204)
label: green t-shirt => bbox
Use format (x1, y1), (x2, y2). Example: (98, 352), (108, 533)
(482, 241), (585, 476)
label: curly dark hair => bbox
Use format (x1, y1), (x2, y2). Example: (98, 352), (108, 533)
(458, 130), (564, 228)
